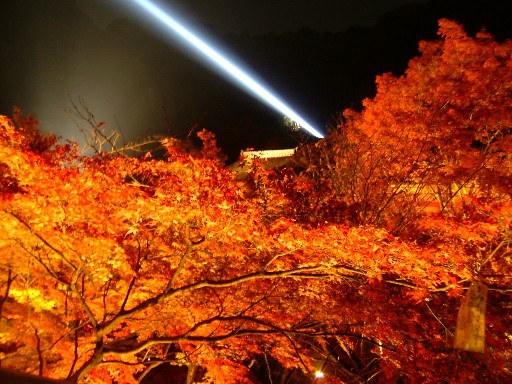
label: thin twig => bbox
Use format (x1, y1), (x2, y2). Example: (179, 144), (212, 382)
(425, 300), (453, 337)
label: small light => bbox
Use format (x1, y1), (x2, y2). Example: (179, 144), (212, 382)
(315, 371), (324, 378)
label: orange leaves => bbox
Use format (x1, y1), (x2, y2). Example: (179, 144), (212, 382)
(358, 18), (512, 161)
(305, 19), (512, 233)
(201, 358), (253, 384)
(2, 23), (512, 380)
(407, 288), (428, 303)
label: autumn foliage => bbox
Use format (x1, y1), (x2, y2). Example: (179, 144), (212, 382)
(1, 19), (511, 383)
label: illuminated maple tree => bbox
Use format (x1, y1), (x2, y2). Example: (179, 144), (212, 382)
(299, 19), (512, 233)
(283, 18), (512, 381)
(0, 19), (511, 384)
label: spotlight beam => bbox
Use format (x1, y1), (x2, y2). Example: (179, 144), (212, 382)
(127, 0), (324, 138)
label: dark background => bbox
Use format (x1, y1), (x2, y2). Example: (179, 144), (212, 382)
(1, 0), (511, 161)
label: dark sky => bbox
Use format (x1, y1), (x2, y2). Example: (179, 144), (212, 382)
(0, 0), (424, 150)
(77, 0), (428, 33)
(1, 0), (510, 159)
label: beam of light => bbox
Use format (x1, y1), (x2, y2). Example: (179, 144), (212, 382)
(126, 0), (324, 139)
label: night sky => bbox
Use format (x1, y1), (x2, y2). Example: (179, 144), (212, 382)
(1, 0), (511, 160)
(76, 0), (428, 33)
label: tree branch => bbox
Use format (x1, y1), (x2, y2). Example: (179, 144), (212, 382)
(165, 223), (201, 292)
(6, 210), (76, 271)
(0, 268), (16, 320)
(103, 314), (390, 357)
(70, 264), (98, 331)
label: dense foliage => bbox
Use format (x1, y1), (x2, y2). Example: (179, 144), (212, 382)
(0, 20), (511, 383)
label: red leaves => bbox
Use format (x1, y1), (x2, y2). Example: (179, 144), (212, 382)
(1, 19), (512, 383)
(11, 107), (57, 154)
(197, 128), (227, 163)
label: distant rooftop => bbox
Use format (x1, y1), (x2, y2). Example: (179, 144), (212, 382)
(230, 148), (298, 178)
(241, 148), (296, 159)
